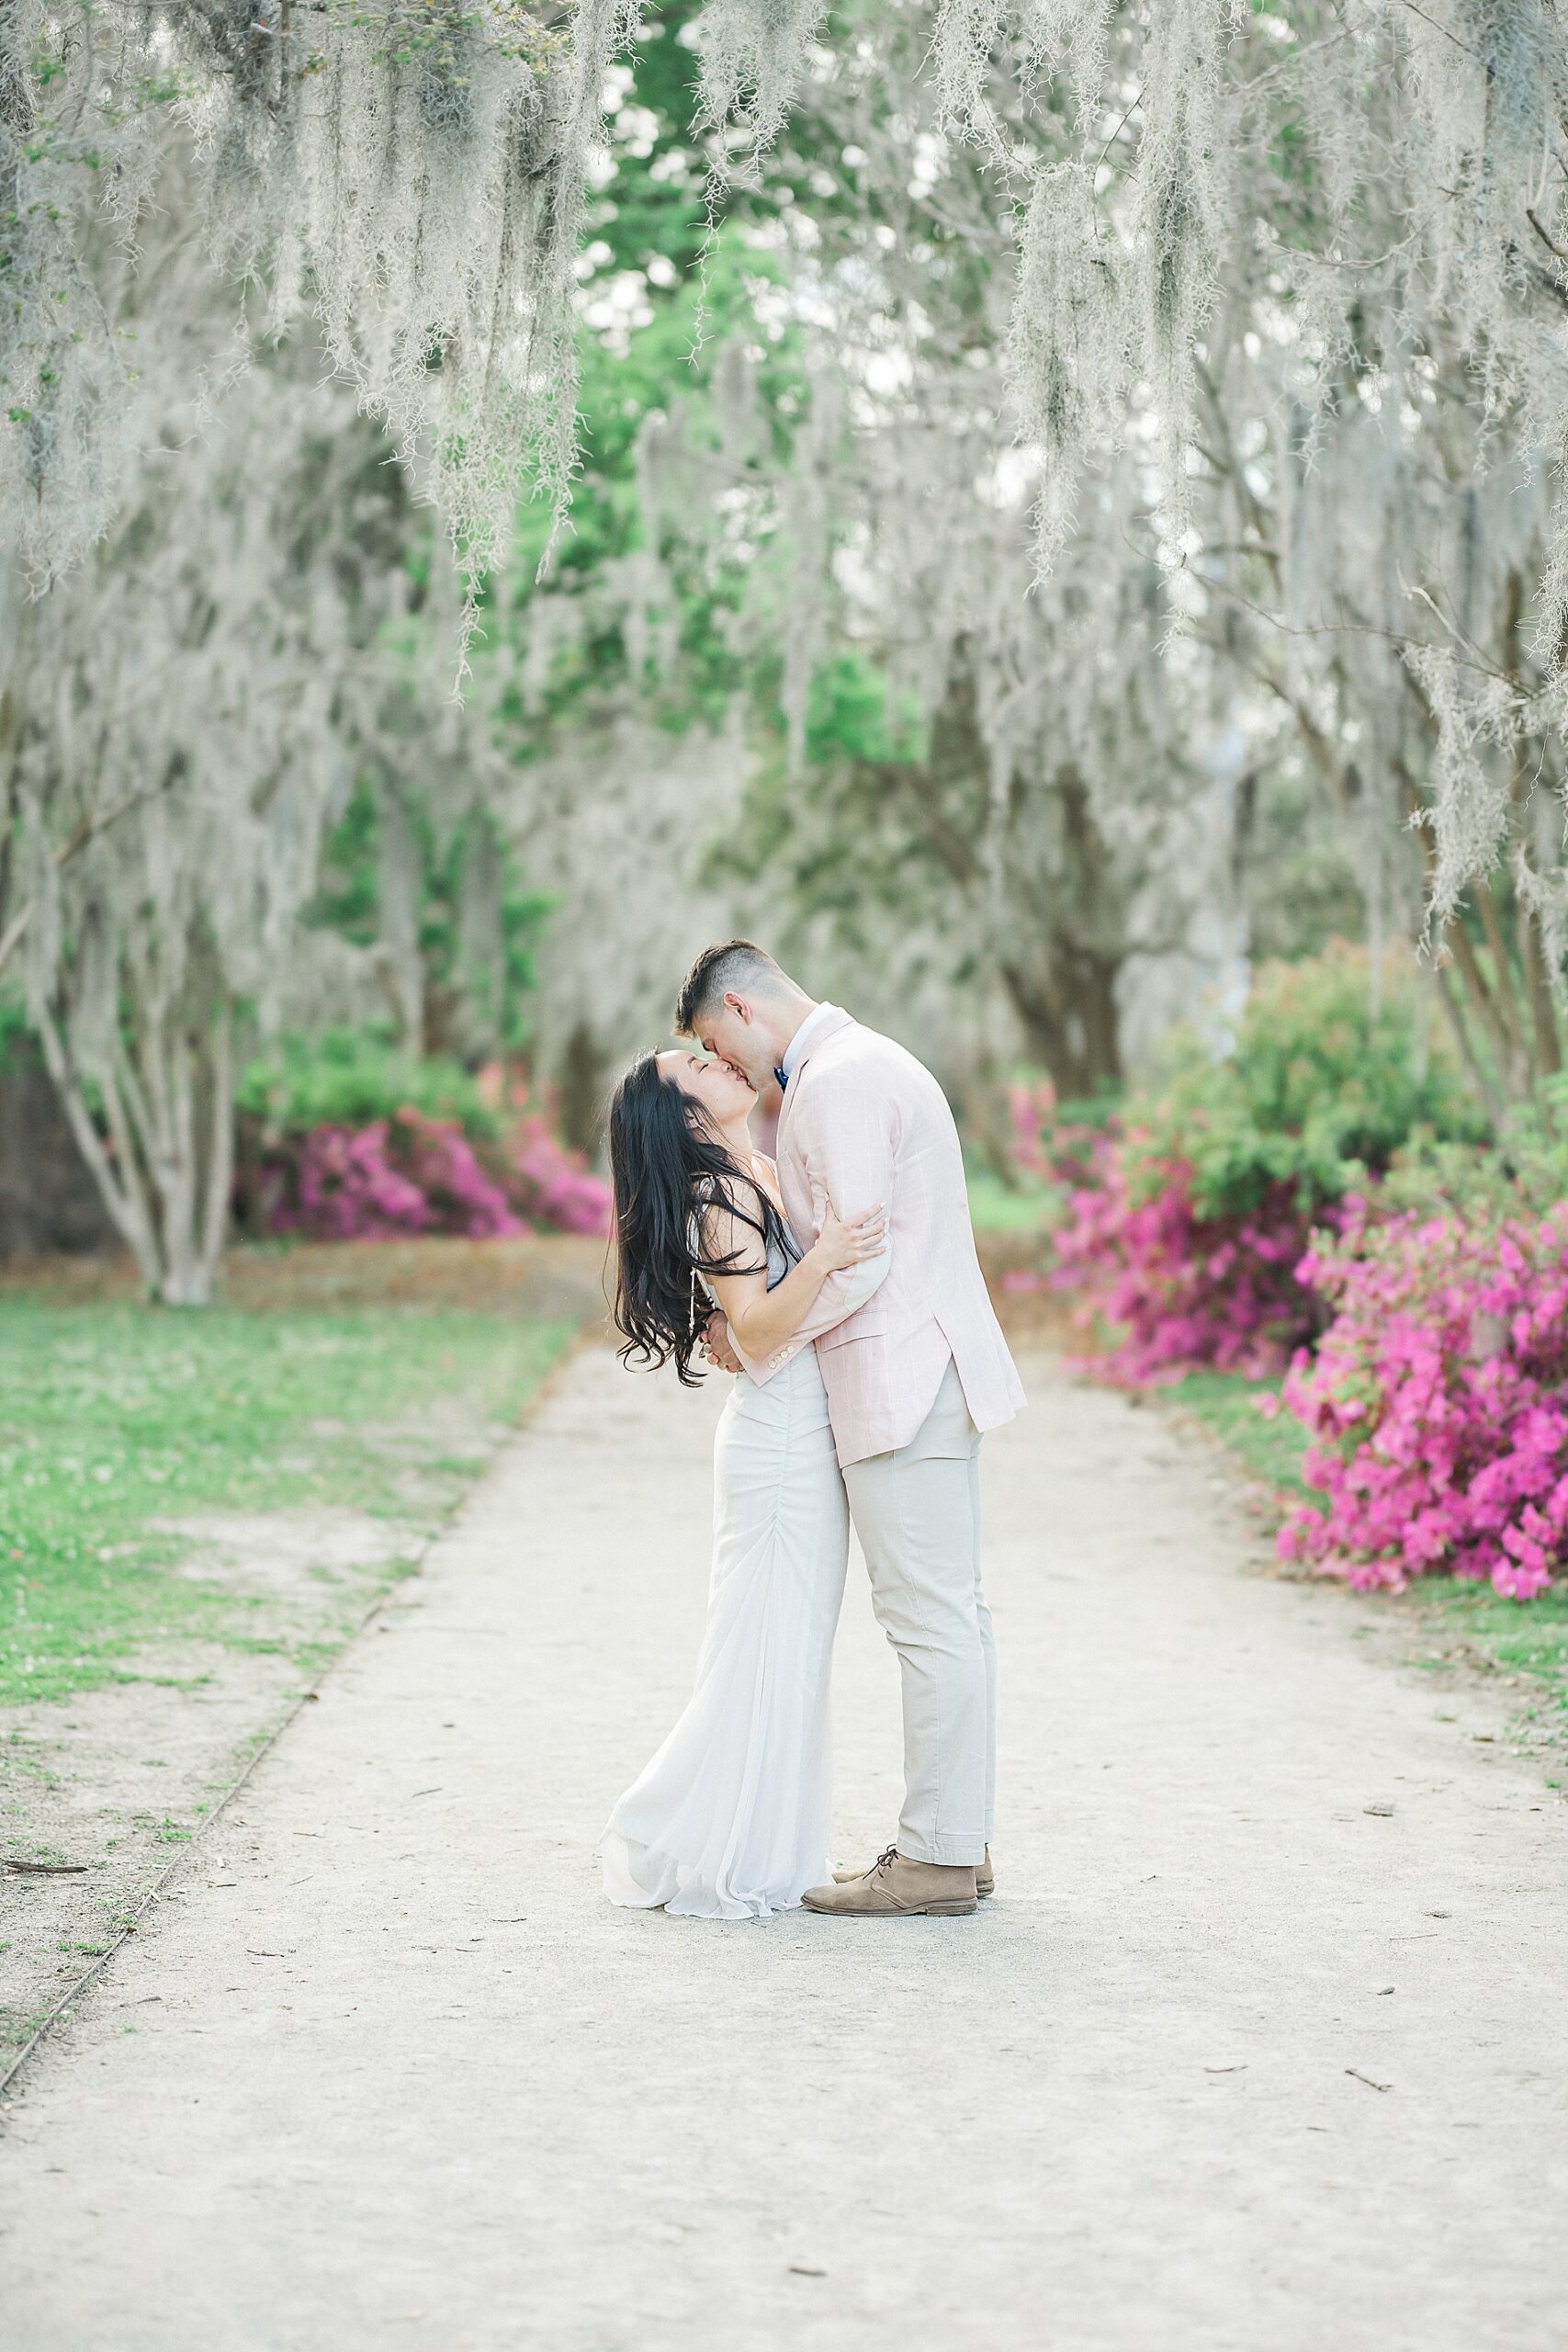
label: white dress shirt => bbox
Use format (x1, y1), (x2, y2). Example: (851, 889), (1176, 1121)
(779, 1001), (842, 1087)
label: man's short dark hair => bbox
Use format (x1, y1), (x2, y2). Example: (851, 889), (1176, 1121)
(674, 940), (784, 1035)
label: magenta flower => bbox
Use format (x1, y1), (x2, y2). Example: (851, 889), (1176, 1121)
(1049, 1142), (1328, 1385)
(261, 1102), (609, 1243)
(1277, 1208), (1568, 1599)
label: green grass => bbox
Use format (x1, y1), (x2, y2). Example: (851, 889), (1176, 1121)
(1172, 1367), (1568, 1750)
(965, 1166), (1052, 1235)
(0, 1300), (574, 1705)
(1167, 1371), (1316, 1500)
(1416, 1581), (1568, 1742)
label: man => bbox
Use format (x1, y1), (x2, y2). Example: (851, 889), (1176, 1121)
(674, 940), (1026, 1918)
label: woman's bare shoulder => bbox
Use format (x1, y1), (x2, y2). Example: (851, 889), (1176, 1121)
(698, 1167), (769, 1215)
(696, 1181), (768, 1271)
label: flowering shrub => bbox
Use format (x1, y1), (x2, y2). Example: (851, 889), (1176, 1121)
(1051, 1146), (1327, 1384)
(1008, 1078), (1057, 1182)
(1023, 945), (1483, 1384)
(241, 1039), (613, 1241)
(511, 1114), (615, 1237)
(398, 1113), (522, 1238)
(259, 1106), (613, 1240)
(1006, 1079), (1111, 1196)
(1009, 955), (1565, 1604)
(1014, 1090), (1333, 1384)
(265, 1112), (521, 1240)
(1278, 1207), (1568, 1599)
(264, 1121), (431, 1240)
(1128, 943), (1483, 1222)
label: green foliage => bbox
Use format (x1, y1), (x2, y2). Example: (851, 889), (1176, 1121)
(1426, 1581), (1568, 1740)
(1127, 944), (1488, 1219)
(1234, 766), (1366, 966)
(0, 999), (33, 1074)
(0, 1298), (573, 1706)
(307, 785), (550, 1056)
(717, 651), (929, 896)
(305, 779), (380, 945)
(237, 1028), (499, 1139)
(485, 1), (812, 742)
(420, 823), (548, 1056)
(1169, 1372), (1319, 1503)
(1382, 1071), (1568, 1224)
(498, 224), (802, 740)
(965, 1165), (1052, 1235)
(804, 653), (926, 770)
(585, 4), (714, 290)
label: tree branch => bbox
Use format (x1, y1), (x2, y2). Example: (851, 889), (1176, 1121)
(0, 782), (167, 979)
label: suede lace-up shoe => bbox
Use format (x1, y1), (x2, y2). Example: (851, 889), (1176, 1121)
(803, 1848), (977, 1917)
(833, 1846), (993, 1897)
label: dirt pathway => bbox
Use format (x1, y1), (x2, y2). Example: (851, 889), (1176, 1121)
(1, 1350), (1563, 2350)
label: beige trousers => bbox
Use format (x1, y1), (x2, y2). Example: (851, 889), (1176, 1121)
(841, 1361), (993, 1867)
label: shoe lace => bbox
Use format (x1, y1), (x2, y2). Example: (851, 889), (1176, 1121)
(872, 1845), (898, 1874)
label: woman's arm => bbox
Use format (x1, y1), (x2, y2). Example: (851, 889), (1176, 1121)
(700, 1194), (885, 1368)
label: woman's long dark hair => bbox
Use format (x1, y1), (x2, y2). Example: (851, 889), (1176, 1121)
(608, 1053), (788, 1385)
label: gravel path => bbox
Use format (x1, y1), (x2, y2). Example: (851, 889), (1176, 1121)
(1, 1348), (1563, 2350)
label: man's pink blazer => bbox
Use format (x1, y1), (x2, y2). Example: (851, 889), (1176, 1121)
(734, 1008), (1025, 1466)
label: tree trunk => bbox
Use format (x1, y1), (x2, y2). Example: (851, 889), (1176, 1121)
(30, 923), (236, 1305)
(998, 763), (1129, 1101)
(378, 788), (425, 1051)
(867, 687), (1136, 1102)
(998, 947), (1124, 1102)
(555, 1020), (609, 1159)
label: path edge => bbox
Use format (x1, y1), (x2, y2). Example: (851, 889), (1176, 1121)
(0, 1327), (586, 2117)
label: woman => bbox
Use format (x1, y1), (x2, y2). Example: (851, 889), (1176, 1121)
(601, 1048), (886, 1919)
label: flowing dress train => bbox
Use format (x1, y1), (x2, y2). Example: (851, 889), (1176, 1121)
(602, 1230), (850, 1920)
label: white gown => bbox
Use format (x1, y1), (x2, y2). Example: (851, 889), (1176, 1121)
(602, 1227), (851, 1919)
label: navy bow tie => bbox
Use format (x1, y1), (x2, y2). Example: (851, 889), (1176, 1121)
(773, 1066), (788, 1091)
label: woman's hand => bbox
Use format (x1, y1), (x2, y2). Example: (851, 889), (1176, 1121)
(811, 1196), (887, 1273)
(699, 1309), (743, 1374)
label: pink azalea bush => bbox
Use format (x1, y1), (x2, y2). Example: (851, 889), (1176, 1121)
(1007, 1080), (1061, 1184)
(1020, 946), (1483, 1387)
(1277, 1206), (1568, 1599)
(1051, 1147), (1327, 1385)
(1003, 1084), (1328, 1381)
(239, 1032), (613, 1241)
(510, 1114), (614, 1237)
(272, 1121), (434, 1240)
(1006, 954), (1562, 1604)
(399, 1112), (523, 1238)
(265, 1111), (521, 1241)
(1007, 1080), (1109, 1196)
(254, 1095), (610, 1243)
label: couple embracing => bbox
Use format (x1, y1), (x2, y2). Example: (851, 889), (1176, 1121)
(602, 941), (1025, 1921)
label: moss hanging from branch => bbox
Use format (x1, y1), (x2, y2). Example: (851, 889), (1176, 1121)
(1, 0), (643, 614)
